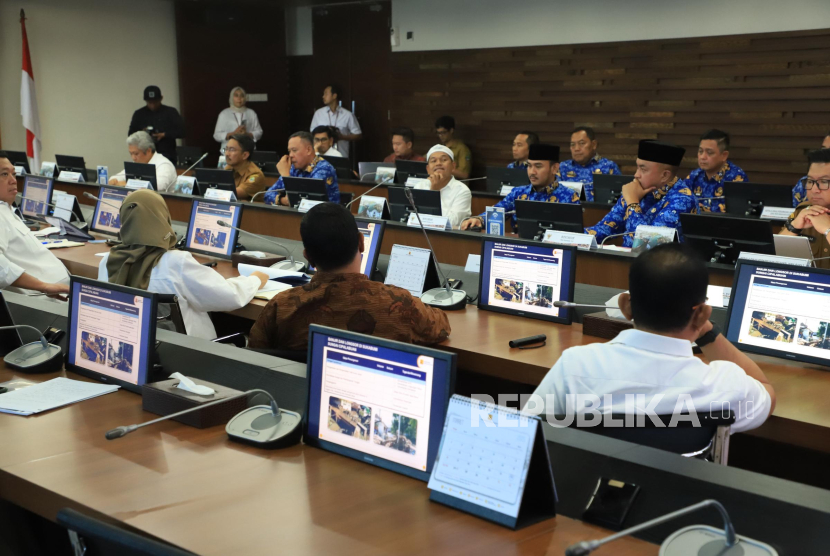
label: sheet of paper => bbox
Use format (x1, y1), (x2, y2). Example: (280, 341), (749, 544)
(33, 226), (61, 237)
(254, 286), (293, 301)
(464, 254), (481, 273)
(43, 240), (84, 249)
(238, 263), (308, 281)
(0, 377), (119, 416)
(258, 280), (294, 293)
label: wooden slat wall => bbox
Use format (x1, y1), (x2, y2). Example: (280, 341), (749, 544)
(390, 28), (830, 189)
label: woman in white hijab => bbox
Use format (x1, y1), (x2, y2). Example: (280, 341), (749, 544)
(213, 86), (263, 153)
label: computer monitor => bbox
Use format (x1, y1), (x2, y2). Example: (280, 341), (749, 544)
(1, 150), (31, 174)
(55, 154), (89, 182)
(124, 162), (158, 190)
(90, 186), (129, 236)
(478, 237), (577, 324)
(250, 150), (278, 173)
(395, 160), (429, 183)
(680, 213), (775, 265)
(725, 260), (830, 367)
(485, 167), (529, 193)
(356, 217), (385, 279)
(322, 155), (353, 180)
(387, 186), (442, 222)
(66, 276), (158, 393)
(774, 235), (815, 261)
(184, 199), (242, 259)
(0, 292), (23, 357)
(723, 182), (793, 219)
(176, 146), (204, 169)
(515, 200), (584, 240)
(21, 176), (53, 218)
(194, 168), (236, 196)
(283, 177), (330, 208)
(592, 174), (634, 205)
(304, 324), (456, 482)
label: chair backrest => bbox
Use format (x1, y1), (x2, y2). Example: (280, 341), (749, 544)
(339, 191), (354, 207)
(156, 294), (186, 335)
(57, 508), (195, 556)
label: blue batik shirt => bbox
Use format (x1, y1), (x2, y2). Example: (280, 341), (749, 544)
(263, 155), (340, 205)
(793, 177), (808, 207)
(686, 162), (747, 213)
(558, 155), (621, 202)
(507, 160), (529, 169)
(472, 182), (580, 230)
(585, 177), (697, 247)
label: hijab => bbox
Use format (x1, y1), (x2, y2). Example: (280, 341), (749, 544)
(229, 86), (247, 114)
(106, 189), (177, 290)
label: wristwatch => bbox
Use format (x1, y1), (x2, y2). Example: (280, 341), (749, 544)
(784, 218), (802, 234)
(696, 322), (721, 348)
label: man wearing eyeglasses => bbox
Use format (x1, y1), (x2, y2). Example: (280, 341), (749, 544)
(792, 132), (830, 206)
(224, 134), (265, 201)
(780, 149), (830, 268)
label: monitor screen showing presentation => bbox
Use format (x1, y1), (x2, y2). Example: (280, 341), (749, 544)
(384, 244), (433, 297)
(21, 176), (53, 218)
(304, 325), (456, 481)
(478, 238), (577, 324)
(91, 186), (129, 236)
(725, 261), (830, 367)
(66, 277), (157, 393)
(185, 199), (242, 259)
(356, 217), (385, 278)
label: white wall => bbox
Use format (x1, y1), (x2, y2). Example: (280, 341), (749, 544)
(286, 6), (313, 56)
(391, 0), (830, 52)
(0, 0), (179, 173)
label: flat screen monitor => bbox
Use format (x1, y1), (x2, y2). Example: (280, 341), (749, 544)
(680, 213), (774, 265)
(515, 199), (584, 240)
(485, 167), (529, 193)
(725, 260), (830, 367)
(55, 154), (88, 182)
(124, 162), (158, 190)
(66, 276), (158, 393)
(304, 324), (456, 482)
(723, 181), (793, 219)
(592, 174), (634, 205)
(478, 237), (577, 324)
(395, 159), (429, 183)
(322, 155), (353, 179)
(176, 146), (204, 169)
(0, 291), (23, 357)
(387, 186), (442, 222)
(185, 199), (242, 259)
(250, 150), (278, 173)
(283, 177), (329, 207)
(1, 150), (30, 174)
(21, 176), (53, 218)
(356, 217), (385, 278)
(91, 186), (129, 236)
(194, 169), (235, 196)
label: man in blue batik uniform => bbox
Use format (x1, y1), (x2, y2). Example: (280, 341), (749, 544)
(264, 131), (339, 205)
(586, 140), (697, 247)
(686, 129), (747, 213)
(507, 131), (538, 169)
(792, 133), (830, 207)
(461, 143), (579, 232)
(558, 126), (621, 202)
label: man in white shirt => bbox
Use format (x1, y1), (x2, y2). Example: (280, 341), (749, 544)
(312, 126), (343, 157)
(309, 85), (362, 157)
(0, 157), (70, 295)
(110, 131), (177, 192)
(414, 145), (472, 229)
(526, 243), (775, 434)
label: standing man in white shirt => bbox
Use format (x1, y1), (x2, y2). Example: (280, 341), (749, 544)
(526, 243), (775, 434)
(312, 126), (343, 158)
(109, 131), (177, 192)
(414, 145), (472, 229)
(309, 84), (362, 158)
(0, 157), (70, 295)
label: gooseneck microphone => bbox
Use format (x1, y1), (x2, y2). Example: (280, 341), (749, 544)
(249, 190), (267, 203)
(600, 231), (635, 247)
(216, 220), (304, 272)
(345, 177), (393, 208)
(0, 325), (63, 374)
(180, 152), (208, 176)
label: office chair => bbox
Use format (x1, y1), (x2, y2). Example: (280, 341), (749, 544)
(339, 192), (354, 207)
(57, 508), (196, 556)
(156, 295), (248, 348)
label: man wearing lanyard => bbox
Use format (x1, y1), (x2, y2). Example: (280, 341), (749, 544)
(309, 85), (362, 158)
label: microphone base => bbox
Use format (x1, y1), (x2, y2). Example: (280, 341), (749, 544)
(226, 405), (303, 449)
(421, 288), (467, 310)
(4, 342), (63, 374)
(270, 260), (306, 273)
(660, 525), (778, 556)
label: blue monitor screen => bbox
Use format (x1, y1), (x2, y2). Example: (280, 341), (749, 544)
(305, 326), (455, 481)
(479, 239), (577, 324)
(91, 186), (129, 235)
(67, 279), (156, 392)
(21, 176), (53, 217)
(185, 199), (242, 259)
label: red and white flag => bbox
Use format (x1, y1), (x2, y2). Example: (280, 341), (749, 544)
(20, 10), (41, 172)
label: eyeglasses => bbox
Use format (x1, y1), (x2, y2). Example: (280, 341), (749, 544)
(800, 178), (830, 190)
(224, 146), (240, 154)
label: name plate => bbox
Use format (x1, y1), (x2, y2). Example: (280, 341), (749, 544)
(52, 192), (76, 222)
(204, 188), (234, 202)
(173, 176), (197, 195)
(298, 198), (324, 213)
(464, 254), (481, 274)
(357, 195), (387, 219)
(13, 165), (26, 176)
(760, 206), (793, 220)
(40, 162), (56, 177)
(737, 251), (811, 267)
(58, 170), (84, 183)
(126, 179), (152, 190)
(217, 156), (227, 169)
(631, 225), (676, 253)
(558, 181), (584, 198)
(499, 185), (515, 196)
(542, 230), (597, 249)
(376, 166), (396, 183)
(406, 177), (430, 188)
(407, 212), (451, 230)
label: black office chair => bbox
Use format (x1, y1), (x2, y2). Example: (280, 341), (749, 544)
(553, 411), (735, 465)
(57, 508), (196, 556)
(339, 192), (354, 208)
(156, 295), (249, 348)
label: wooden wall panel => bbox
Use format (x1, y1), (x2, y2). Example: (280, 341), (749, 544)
(389, 28), (830, 189)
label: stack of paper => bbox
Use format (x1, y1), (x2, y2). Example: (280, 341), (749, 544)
(0, 377), (119, 416)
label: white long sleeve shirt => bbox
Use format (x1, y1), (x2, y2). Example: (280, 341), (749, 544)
(112, 151), (178, 192)
(0, 202), (70, 293)
(214, 108), (263, 152)
(414, 177), (472, 229)
(98, 250), (261, 340)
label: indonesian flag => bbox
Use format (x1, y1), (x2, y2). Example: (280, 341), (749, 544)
(20, 10), (41, 172)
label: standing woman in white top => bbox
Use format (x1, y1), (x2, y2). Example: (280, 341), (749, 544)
(97, 189), (269, 340)
(213, 87), (263, 153)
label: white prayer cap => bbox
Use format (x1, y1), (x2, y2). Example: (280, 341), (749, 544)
(426, 144), (454, 161)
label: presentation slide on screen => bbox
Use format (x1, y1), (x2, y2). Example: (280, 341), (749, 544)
(485, 243), (565, 317)
(94, 188), (128, 233)
(358, 221), (380, 275)
(72, 284), (144, 384)
(22, 178), (51, 216)
(187, 202), (238, 256)
(317, 336), (435, 471)
(735, 267), (830, 361)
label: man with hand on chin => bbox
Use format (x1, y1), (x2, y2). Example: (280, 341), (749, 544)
(585, 140), (697, 247)
(780, 149), (830, 269)
(413, 145), (472, 229)
(263, 131), (339, 206)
